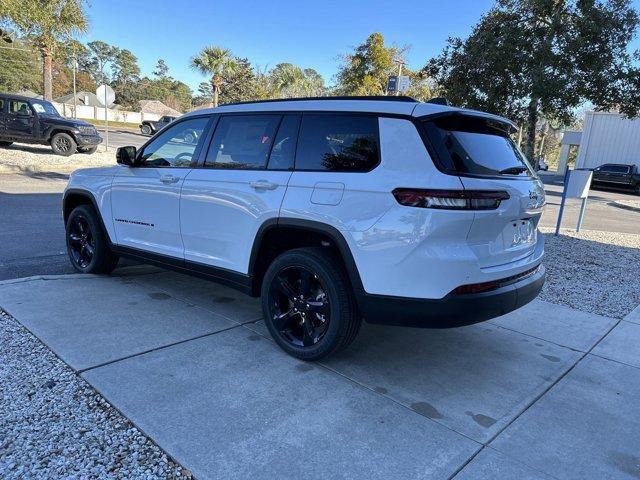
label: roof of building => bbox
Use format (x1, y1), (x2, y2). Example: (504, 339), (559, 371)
(10, 90), (43, 99)
(55, 91), (104, 107)
(138, 100), (182, 116)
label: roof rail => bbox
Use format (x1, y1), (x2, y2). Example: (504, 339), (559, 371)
(426, 97), (450, 106)
(222, 95), (419, 106)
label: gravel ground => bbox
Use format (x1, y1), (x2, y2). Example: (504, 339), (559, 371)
(0, 309), (192, 480)
(540, 227), (640, 319)
(0, 144), (115, 173)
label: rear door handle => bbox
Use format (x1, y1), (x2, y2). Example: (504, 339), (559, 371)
(160, 174), (180, 184)
(250, 180), (278, 190)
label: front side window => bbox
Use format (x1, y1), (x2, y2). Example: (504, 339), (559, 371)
(296, 114), (379, 172)
(9, 100), (32, 116)
(424, 115), (534, 177)
(30, 100), (59, 116)
(139, 117), (209, 168)
(205, 115), (280, 169)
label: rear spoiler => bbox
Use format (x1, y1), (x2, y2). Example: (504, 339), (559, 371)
(417, 110), (518, 134)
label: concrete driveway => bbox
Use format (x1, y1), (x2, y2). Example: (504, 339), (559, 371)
(1, 267), (639, 479)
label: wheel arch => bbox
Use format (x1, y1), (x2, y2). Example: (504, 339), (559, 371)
(248, 218), (364, 297)
(48, 127), (78, 144)
(63, 189), (113, 245)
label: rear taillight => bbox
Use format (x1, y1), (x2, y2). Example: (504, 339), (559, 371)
(392, 189), (509, 210)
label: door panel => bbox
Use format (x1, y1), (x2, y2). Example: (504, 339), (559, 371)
(7, 100), (36, 138)
(181, 169), (292, 272)
(110, 116), (211, 259)
(180, 114), (297, 273)
(111, 167), (187, 257)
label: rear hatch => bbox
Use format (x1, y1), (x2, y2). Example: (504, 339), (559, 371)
(422, 113), (545, 268)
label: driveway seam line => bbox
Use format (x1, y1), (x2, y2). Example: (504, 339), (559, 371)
(77, 323), (245, 374)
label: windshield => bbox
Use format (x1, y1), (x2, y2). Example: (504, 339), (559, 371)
(423, 115), (534, 177)
(30, 100), (60, 116)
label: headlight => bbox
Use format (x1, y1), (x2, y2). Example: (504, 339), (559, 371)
(78, 125), (97, 135)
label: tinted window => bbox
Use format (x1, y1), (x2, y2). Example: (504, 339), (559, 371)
(140, 117), (209, 168)
(296, 114), (379, 172)
(205, 115), (280, 169)
(30, 100), (59, 115)
(267, 115), (299, 170)
(600, 165), (630, 174)
(9, 100), (32, 116)
(424, 116), (533, 177)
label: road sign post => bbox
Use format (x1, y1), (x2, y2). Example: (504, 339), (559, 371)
(96, 84), (115, 151)
(555, 169), (593, 235)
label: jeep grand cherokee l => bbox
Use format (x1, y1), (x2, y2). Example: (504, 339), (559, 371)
(62, 96), (545, 360)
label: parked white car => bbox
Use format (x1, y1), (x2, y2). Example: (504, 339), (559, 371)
(63, 96), (546, 360)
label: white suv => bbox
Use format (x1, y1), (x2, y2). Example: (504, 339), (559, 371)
(63, 97), (546, 360)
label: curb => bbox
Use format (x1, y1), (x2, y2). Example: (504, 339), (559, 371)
(0, 265), (162, 286)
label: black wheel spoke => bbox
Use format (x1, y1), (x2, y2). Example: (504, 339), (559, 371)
(84, 243), (94, 257)
(307, 299), (329, 317)
(68, 233), (82, 244)
(273, 308), (296, 330)
(301, 317), (317, 346)
(274, 276), (297, 300)
(298, 269), (313, 297)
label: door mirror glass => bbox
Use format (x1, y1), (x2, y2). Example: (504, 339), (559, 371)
(116, 146), (137, 166)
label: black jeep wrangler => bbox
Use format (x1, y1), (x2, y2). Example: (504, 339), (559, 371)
(139, 115), (176, 135)
(0, 94), (102, 156)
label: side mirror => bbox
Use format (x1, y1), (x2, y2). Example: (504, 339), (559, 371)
(116, 146), (137, 166)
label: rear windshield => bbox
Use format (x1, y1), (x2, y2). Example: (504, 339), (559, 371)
(423, 115), (533, 177)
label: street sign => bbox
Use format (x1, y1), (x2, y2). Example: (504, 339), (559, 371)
(96, 84), (115, 107)
(555, 169), (593, 235)
(398, 75), (410, 93)
(387, 76), (398, 93)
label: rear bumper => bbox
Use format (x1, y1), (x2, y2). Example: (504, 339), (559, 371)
(356, 264), (545, 328)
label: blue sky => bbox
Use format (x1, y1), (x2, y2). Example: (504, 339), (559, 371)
(85, 0), (640, 92)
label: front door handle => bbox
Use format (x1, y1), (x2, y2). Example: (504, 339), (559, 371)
(250, 180), (278, 190)
(160, 174), (180, 184)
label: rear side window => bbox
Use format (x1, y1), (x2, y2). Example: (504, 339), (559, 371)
(9, 100), (31, 116)
(296, 114), (379, 172)
(600, 165), (630, 173)
(423, 116), (533, 177)
(267, 114), (299, 170)
(205, 115), (280, 169)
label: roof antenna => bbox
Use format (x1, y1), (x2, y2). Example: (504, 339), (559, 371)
(426, 97), (450, 106)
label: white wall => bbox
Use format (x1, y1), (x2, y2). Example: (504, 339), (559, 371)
(51, 101), (162, 124)
(576, 112), (640, 169)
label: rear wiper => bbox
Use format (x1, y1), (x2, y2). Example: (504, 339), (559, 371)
(499, 166), (528, 175)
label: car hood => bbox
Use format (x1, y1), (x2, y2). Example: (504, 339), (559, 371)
(40, 115), (94, 129)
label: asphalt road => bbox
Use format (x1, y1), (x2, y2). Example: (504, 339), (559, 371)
(0, 171), (638, 280)
(96, 128), (147, 149)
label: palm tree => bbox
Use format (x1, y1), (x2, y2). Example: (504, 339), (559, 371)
(190, 46), (238, 107)
(1, 0), (88, 100)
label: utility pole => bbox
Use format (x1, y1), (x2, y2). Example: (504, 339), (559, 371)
(395, 59), (405, 96)
(72, 49), (77, 119)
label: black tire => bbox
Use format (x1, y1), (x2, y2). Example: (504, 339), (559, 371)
(79, 146), (98, 155)
(140, 124), (152, 135)
(261, 247), (361, 361)
(66, 205), (119, 274)
(51, 132), (77, 156)
(0, 141), (13, 147)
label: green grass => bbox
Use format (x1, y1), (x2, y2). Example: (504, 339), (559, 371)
(84, 118), (140, 130)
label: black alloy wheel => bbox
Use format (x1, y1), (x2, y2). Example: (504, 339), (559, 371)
(268, 266), (331, 347)
(51, 132), (77, 156)
(261, 247), (362, 360)
(65, 205), (119, 274)
(67, 215), (95, 269)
